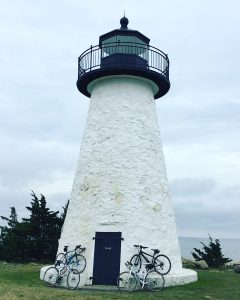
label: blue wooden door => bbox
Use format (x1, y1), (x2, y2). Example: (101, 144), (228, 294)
(92, 232), (122, 285)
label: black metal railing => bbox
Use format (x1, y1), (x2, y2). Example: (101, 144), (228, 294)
(78, 42), (169, 80)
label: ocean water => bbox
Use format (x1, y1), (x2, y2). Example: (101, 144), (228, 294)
(178, 236), (240, 262)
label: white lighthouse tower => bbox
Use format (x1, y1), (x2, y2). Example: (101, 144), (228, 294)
(45, 17), (197, 287)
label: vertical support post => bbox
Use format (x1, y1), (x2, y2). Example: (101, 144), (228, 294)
(146, 45), (150, 69)
(78, 57), (80, 77)
(117, 40), (120, 68)
(90, 45), (93, 71)
(166, 54), (169, 78)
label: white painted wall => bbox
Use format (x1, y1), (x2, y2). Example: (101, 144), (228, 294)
(57, 76), (196, 286)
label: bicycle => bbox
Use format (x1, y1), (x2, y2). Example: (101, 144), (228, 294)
(43, 263), (80, 290)
(56, 245), (86, 273)
(117, 261), (165, 292)
(130, 244), (171, 275)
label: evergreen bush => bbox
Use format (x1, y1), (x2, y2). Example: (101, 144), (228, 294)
(192, 235), (232, 268)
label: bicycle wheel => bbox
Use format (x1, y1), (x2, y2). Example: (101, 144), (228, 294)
(117, 271), (137, 292)
(67, 268), (80, 290)
(75, 254), (87, 273)
(43, 266), (59, 287)
(130, 254), (142, 273)
(145, 270), (165, 292)
(56, 252), (66, 266)
(154, 254), (171, 275)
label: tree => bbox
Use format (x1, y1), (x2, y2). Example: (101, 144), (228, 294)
(0, 192), (68, 262)
(1, 207), (18, 227)
(192, 235), (232, 268)
(0, 207), (27, 261)
(22, 191), (62, 261)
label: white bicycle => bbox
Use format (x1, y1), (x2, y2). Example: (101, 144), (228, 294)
(117, 261), (165, 292)
(43, 260), (80, 290)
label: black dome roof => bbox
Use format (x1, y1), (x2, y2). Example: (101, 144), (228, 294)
(99, 17), (150, 45)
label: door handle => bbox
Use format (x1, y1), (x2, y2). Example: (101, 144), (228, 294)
(104, 247), (111, 251)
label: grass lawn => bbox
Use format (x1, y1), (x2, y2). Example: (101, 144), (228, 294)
(0, 263), (239, 300)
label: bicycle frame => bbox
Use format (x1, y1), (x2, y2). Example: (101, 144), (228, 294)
(127, 264), (151, 290)
(133, 270), (148, 289)
(64, 247), (82, 265)
(66, 251), (76, 265)
(55, 260), (71, 277)
(138, 249), (156, 264)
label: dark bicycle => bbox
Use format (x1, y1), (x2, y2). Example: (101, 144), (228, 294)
(56, 245), (86, 273)
(130, 245), (171, 275)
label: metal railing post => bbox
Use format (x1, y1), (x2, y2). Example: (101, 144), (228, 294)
(166, 54), (169, 78)
(78, 57), (80, 78)
(90, 45), (93, 71)
(117, 40), (120, 67)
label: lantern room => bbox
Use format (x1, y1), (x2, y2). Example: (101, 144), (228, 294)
(77, 17), (170, 99)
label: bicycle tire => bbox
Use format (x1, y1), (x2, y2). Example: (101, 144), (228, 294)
(67, 268), (80, 290)
(130, 254), (142, 273)
(154, 254), (171, 275)
(74, 254), (87, 273)
(56, 252), (66, 266)
(117, 271), (137, 292)
(145, 270), (165, 292)
(43, 266), (59, 287)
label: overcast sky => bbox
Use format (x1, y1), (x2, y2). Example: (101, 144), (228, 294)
(0, 0), (239, 239)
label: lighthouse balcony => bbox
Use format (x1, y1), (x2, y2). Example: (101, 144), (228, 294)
(77, 42), (170, 99)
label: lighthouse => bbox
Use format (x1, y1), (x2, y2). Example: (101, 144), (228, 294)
(41, 17), (197, 287)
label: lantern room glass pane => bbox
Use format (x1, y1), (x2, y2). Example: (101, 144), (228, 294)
(102, 35), (148, 57)
(102, 36), (117, 44)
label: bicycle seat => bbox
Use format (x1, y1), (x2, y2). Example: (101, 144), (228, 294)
(151, 248), (160, 254)
(63, 246), (69, 252)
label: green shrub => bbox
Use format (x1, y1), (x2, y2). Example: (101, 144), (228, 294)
(192, 235), (232, 268)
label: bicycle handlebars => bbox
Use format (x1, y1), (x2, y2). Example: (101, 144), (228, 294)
(134, 245), (148, 249)
(125, 261), (133, 267)
(134, 245), (160, 253)
(63, 245), (86, 252)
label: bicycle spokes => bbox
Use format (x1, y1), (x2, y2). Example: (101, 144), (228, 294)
(117, 271), (137, 292)
(154, 254), (171, 275)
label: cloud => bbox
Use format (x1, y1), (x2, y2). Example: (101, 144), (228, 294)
(170, 177), (217, 197)
(171, 182), (240, 238)
(0, 0), (240, 239)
